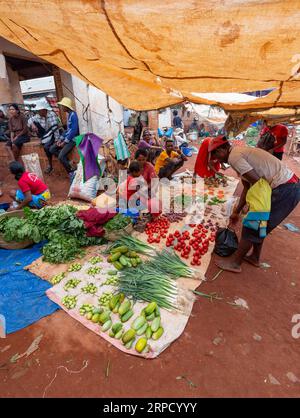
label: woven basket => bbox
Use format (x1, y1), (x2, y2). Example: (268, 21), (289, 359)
(104, 222), (133, 242)
(0, 210), (34, 250)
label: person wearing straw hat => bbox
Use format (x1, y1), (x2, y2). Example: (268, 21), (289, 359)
(49, 97), (79, 181)
(28, 98), (61, 174)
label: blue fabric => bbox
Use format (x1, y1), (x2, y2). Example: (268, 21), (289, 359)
(0, 243), (59, 334)
(243, 211), (270, 222)
(64, 111), (79, 143)
(158, 127), (173, 138)
(16, 189), (46, 209)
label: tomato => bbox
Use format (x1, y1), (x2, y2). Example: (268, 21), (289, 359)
(196, 260), (201, 266)
(191, 261), (196, 266)
(203, 229), (208, 234)
(166, 242), (171, 247)
(186, 245), (191, 252)
(197, 224), (203, 230)
(168, 233), (174, 238)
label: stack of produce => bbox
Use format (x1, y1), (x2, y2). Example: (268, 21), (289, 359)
(145, 216), (170, 244)
(0, 205), (105, 264)
(107, 245), (142, 270)
(117, 263), (179, 310)
(165, 221), (217, 265)
(83, 296), (164, 353)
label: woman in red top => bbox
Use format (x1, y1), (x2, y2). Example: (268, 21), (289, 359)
(194, 137), (221, 177)
(8, 162), (51, 210)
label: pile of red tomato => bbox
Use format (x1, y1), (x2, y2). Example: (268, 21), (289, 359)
(165, 223), (216, 266)
(145, 216), (170, 244)
(145, 215), (218, 268)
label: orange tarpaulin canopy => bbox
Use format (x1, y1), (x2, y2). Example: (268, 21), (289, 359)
(1, 0), (300, 111)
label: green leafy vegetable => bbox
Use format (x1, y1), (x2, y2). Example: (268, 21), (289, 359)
(104, 214), (132, 231)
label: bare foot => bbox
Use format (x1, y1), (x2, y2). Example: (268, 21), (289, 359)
(243, 255), (260, 267)
(215, 259), (242, 273)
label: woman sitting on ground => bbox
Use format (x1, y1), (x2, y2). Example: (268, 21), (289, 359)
(8, 161), (51, 211)
(138, 129), (162, 164)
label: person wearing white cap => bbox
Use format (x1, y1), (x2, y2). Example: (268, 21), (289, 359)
(28, 98), (61, 174)
(48, 97), (79, 181)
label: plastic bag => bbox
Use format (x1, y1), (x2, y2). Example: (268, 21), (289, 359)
(22, 153), (44, 182)
(214, 228), (238, 257)
(68, 161), (99, 202)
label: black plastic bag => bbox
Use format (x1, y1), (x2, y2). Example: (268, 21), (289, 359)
(214, 228), (238, 257)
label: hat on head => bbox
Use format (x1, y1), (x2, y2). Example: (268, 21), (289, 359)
(57, 97), (74, 111)
(208, 135), (228, 152)
(34, 98), (52, 111)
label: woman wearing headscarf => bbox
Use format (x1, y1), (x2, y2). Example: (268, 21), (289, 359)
(194, 136), (222, 178)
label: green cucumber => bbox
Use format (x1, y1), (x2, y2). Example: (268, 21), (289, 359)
(102, 319), (112, 332)
(136, 322), (148, 336)
(111, 323), (123, 334)
(125, 339), (135, 349)
(114, 329), (124, 339)
(121, 309), (134, 322)
(145, 326), (153, 339)
(146, 312), (155, 321)
(118, 300), (131, 316)
(151, 317), (161, 332)
(152, 327), (164, 340)
(110, 252), (122, 262)
(119, 255), (128, 266)
(132, 316), (146, 331)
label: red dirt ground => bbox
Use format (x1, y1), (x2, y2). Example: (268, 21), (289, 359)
(0, 147), (300, 398)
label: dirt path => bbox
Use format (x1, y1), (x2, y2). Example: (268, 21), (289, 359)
(1, 149), (300, 397)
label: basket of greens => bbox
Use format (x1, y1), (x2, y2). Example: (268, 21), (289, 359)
(104, 213), (133, 241)
(0, 210), (35, 250)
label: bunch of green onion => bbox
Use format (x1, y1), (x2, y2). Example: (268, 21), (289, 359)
(118, 264), (178, 310)
(149, 250), (196, 278)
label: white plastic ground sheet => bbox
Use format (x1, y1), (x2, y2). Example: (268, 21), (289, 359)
(45, 175), (239, 358)
(46, 254), (196, 359)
